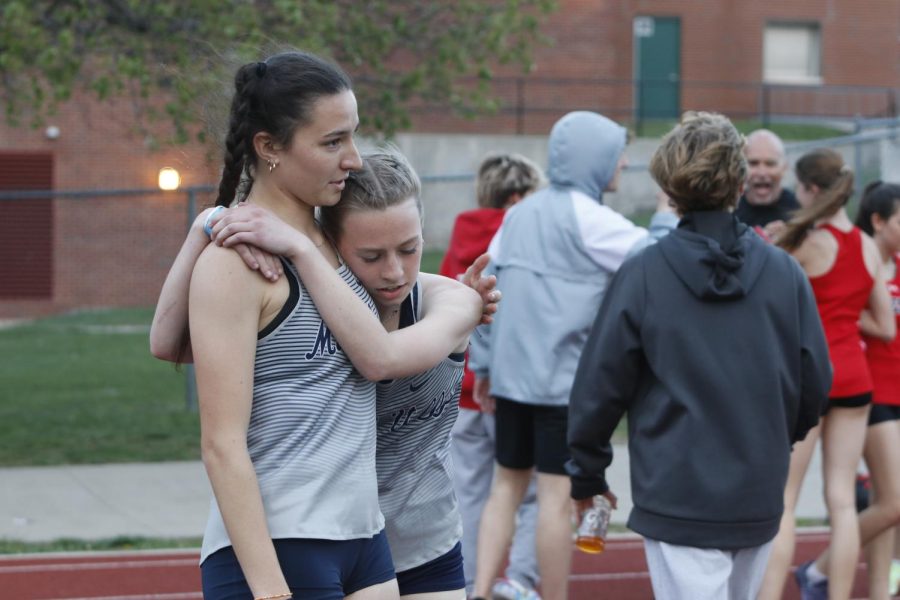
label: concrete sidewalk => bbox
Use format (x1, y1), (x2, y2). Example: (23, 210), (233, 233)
(1, 461), (210, 542)
(0, 445), (828, 543)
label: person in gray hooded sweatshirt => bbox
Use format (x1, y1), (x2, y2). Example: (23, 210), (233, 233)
(467, 111), (676, 600)
(566, 112), (831, 600)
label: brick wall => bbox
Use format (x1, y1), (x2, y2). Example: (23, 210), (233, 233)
(409, 0), (900, 132)
(1, 0), (897, 317)
(0, 192), (205, 319)
(0, 93), (218, 318)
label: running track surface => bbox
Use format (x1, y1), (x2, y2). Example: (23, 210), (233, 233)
(0, 532), (892, 600)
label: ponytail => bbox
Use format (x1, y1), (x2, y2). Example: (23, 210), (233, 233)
(855, 180), (900, 236)
(777, 149), (854, 252)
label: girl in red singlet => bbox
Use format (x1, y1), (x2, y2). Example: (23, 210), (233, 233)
(758, 149), (895, 600)
(855, 182), (900, 600)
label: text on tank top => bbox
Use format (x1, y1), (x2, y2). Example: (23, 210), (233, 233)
(200, 259), (384, 563)
(375, 280), (465, 571)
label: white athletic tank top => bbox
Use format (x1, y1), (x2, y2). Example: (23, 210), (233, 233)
(201, 260), (384, 563)
(375, 281), (465, 572)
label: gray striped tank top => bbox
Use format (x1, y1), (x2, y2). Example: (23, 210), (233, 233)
(376, 281), (465, 572)
(201, 260), (384, 563)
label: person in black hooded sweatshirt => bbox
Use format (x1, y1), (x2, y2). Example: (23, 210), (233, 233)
(566, 112), (832, 600)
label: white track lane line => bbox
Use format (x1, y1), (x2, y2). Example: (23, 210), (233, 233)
(0, 558), (197, 574)
(44, 594), (201, 600)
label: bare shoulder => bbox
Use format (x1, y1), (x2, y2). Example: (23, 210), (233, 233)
(793, 229), (837, 277)
(192, 243), (268, 302)
(859, 230), (882, 276)
(196, 243), (254, 277)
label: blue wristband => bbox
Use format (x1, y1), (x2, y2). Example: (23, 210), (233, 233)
(203, 206), (226, 238)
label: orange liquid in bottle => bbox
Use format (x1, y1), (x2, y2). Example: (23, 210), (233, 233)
(575, 535), (605, 554)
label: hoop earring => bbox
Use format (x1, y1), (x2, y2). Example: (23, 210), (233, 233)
(267, 160), (279, 173)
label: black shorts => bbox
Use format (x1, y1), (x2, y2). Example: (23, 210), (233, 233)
(869, 404), (900, 426)
(494, 397), (569, 475)
(824, 392), (872, 414)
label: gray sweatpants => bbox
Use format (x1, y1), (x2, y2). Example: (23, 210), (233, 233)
(643, 538), (773, 600)
(450, 407), (540, 593)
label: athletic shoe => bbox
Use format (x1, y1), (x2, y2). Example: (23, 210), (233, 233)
(794, 560), (828, 600)
(491, 578), (542, 600)
(889, 559), (900, 596)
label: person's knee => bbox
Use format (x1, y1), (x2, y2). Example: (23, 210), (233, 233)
(535, 474), (574, 516)
(536, 472), (571, 495)
(824, 485), (858, 513)
(491, 466), (532, 499)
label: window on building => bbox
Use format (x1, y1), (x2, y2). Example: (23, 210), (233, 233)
(763, 22), (821, 84)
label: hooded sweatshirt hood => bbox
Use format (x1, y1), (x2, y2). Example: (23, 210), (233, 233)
(546, 111), (627, 202)
(659, 211), (768, 301)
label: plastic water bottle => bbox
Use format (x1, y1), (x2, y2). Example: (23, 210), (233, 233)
(575, 494), (611, 554)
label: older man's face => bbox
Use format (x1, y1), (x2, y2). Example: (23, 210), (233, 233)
(744, 134), (787, 206)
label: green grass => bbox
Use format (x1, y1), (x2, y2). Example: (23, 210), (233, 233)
(796, 518), (829, 528)
(421, 248), (445, 274)
(2, 263), (627, 467)
(631, 118), (847, 140)
(0, 536), (202, 554)
(629, 210), (655, 229)
(0, 308), (199, 466)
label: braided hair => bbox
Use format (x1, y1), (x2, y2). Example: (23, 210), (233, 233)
(215, 51), (353, 207)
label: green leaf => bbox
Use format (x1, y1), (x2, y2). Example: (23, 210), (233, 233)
(0, 0), (557, 142)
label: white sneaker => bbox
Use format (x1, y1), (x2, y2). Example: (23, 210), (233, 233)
(889, 559), (900, 596)
(491, 578), (542, 600)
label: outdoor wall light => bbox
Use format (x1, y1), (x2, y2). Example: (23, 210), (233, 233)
(158, 167), (181, 191)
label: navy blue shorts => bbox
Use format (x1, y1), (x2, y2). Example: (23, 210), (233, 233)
(396, 542), (465, 596)
(201, 531), (396, 600)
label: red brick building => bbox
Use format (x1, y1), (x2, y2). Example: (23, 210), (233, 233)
(2, 0), (897, 317)
(411, 0), (900, 133)
(0, 96), (217, 318)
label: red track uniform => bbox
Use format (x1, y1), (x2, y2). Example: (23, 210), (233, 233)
(863, 254), (900, 406)
(809, 225), (874, 398)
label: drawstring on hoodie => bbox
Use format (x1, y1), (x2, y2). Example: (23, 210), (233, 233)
(662, 211), (757, 301)
(699, 240), (745, 299)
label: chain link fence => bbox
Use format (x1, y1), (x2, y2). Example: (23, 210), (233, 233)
(2, 123), (900, 319)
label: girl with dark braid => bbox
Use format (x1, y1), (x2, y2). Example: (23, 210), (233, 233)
(150, 51), (486, 600)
